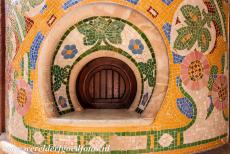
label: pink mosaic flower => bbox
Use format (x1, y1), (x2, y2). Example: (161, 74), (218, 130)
(180, 50), (210, 90)
(211, 75), (228, 110)
(13, 80), (32, 116)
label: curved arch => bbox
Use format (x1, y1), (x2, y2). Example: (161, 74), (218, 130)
(38, 2), (169, 122)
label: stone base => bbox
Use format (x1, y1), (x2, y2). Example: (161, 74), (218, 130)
(0, 133), (29, 154)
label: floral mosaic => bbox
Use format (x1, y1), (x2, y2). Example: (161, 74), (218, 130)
(52, 65), (71, 92)
(171, 0), (228, 145)
(5, 0), (229, 153)
(180, 50), (210, 91)
(128, 39), (144, 54)
(13, 80), (32, 116)
(171, 0), (218, 56)
(51, 16), (157, 114)
(174, 5), (212, 53)
(61, 45), (78, 59)
(77, 17), (125, 46)
(211, 75), (228, 110)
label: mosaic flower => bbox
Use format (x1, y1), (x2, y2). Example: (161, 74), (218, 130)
(180, 50), (210, 90)
(13, 80), (32, 116)
(128, 39), (144, 54)
(211, 75), (228, 110)
(61, 45), (78, 59)
(58, 96), (68, 108)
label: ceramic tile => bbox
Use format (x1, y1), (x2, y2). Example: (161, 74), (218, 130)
(5, 0), (229, 153)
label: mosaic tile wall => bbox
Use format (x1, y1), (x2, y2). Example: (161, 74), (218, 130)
(5, 0), (229, 153)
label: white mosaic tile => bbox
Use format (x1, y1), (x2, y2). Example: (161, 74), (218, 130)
(33, 131), (45, 145)
(89, 136), (106, 151)
(158, 133), (174, 148)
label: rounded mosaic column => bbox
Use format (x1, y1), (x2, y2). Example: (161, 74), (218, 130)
(5, 0), (229, 153)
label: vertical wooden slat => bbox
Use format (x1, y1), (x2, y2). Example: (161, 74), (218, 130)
(113, 71), (119, 98)
(118, 74), (120, 98)
(0, 0), (6, 133)
(100, 70), (106, 98)
(107, 70), (113, 99)
(106, 70), (108, 98)
(99, 71), (101, 98)
(95, 72), (100, 99)
(119, 77), (125, 98)
(93, 75), (95, 98)
(89, 77), (94, 98)
(112, 70), (114, 99)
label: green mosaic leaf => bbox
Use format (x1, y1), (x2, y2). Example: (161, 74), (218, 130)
(93, 17), (109, 32)
(77, 17), (109, 45)
(77, 23), (99, 46)
(206, 101), (214, 120)
(181, 5), (202, 26)
(53, 79), (62, 92)
(174, 27), (197, 51)
(52, 65), (71, 92)
(77, 17), (125, 46)
(197, 28), (211, 52)
(105, 20), (125, 44)
(174, 4), (214, 53)
(202, 10), (213, 28)
(28, 0), (44, 7)
(138, 59), (156, 87)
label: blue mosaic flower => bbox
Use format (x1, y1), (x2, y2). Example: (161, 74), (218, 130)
(58, 96), (68, 108)
(61, 45), (78, 59)
(128, 39), (144, 55)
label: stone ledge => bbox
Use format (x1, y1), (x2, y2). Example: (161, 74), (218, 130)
(49, 109), (153, 127)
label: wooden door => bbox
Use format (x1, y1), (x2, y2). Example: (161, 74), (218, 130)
(76, 57), (137, 109)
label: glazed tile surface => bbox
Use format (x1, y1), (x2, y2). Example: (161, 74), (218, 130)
(5, 0), (229, 153)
